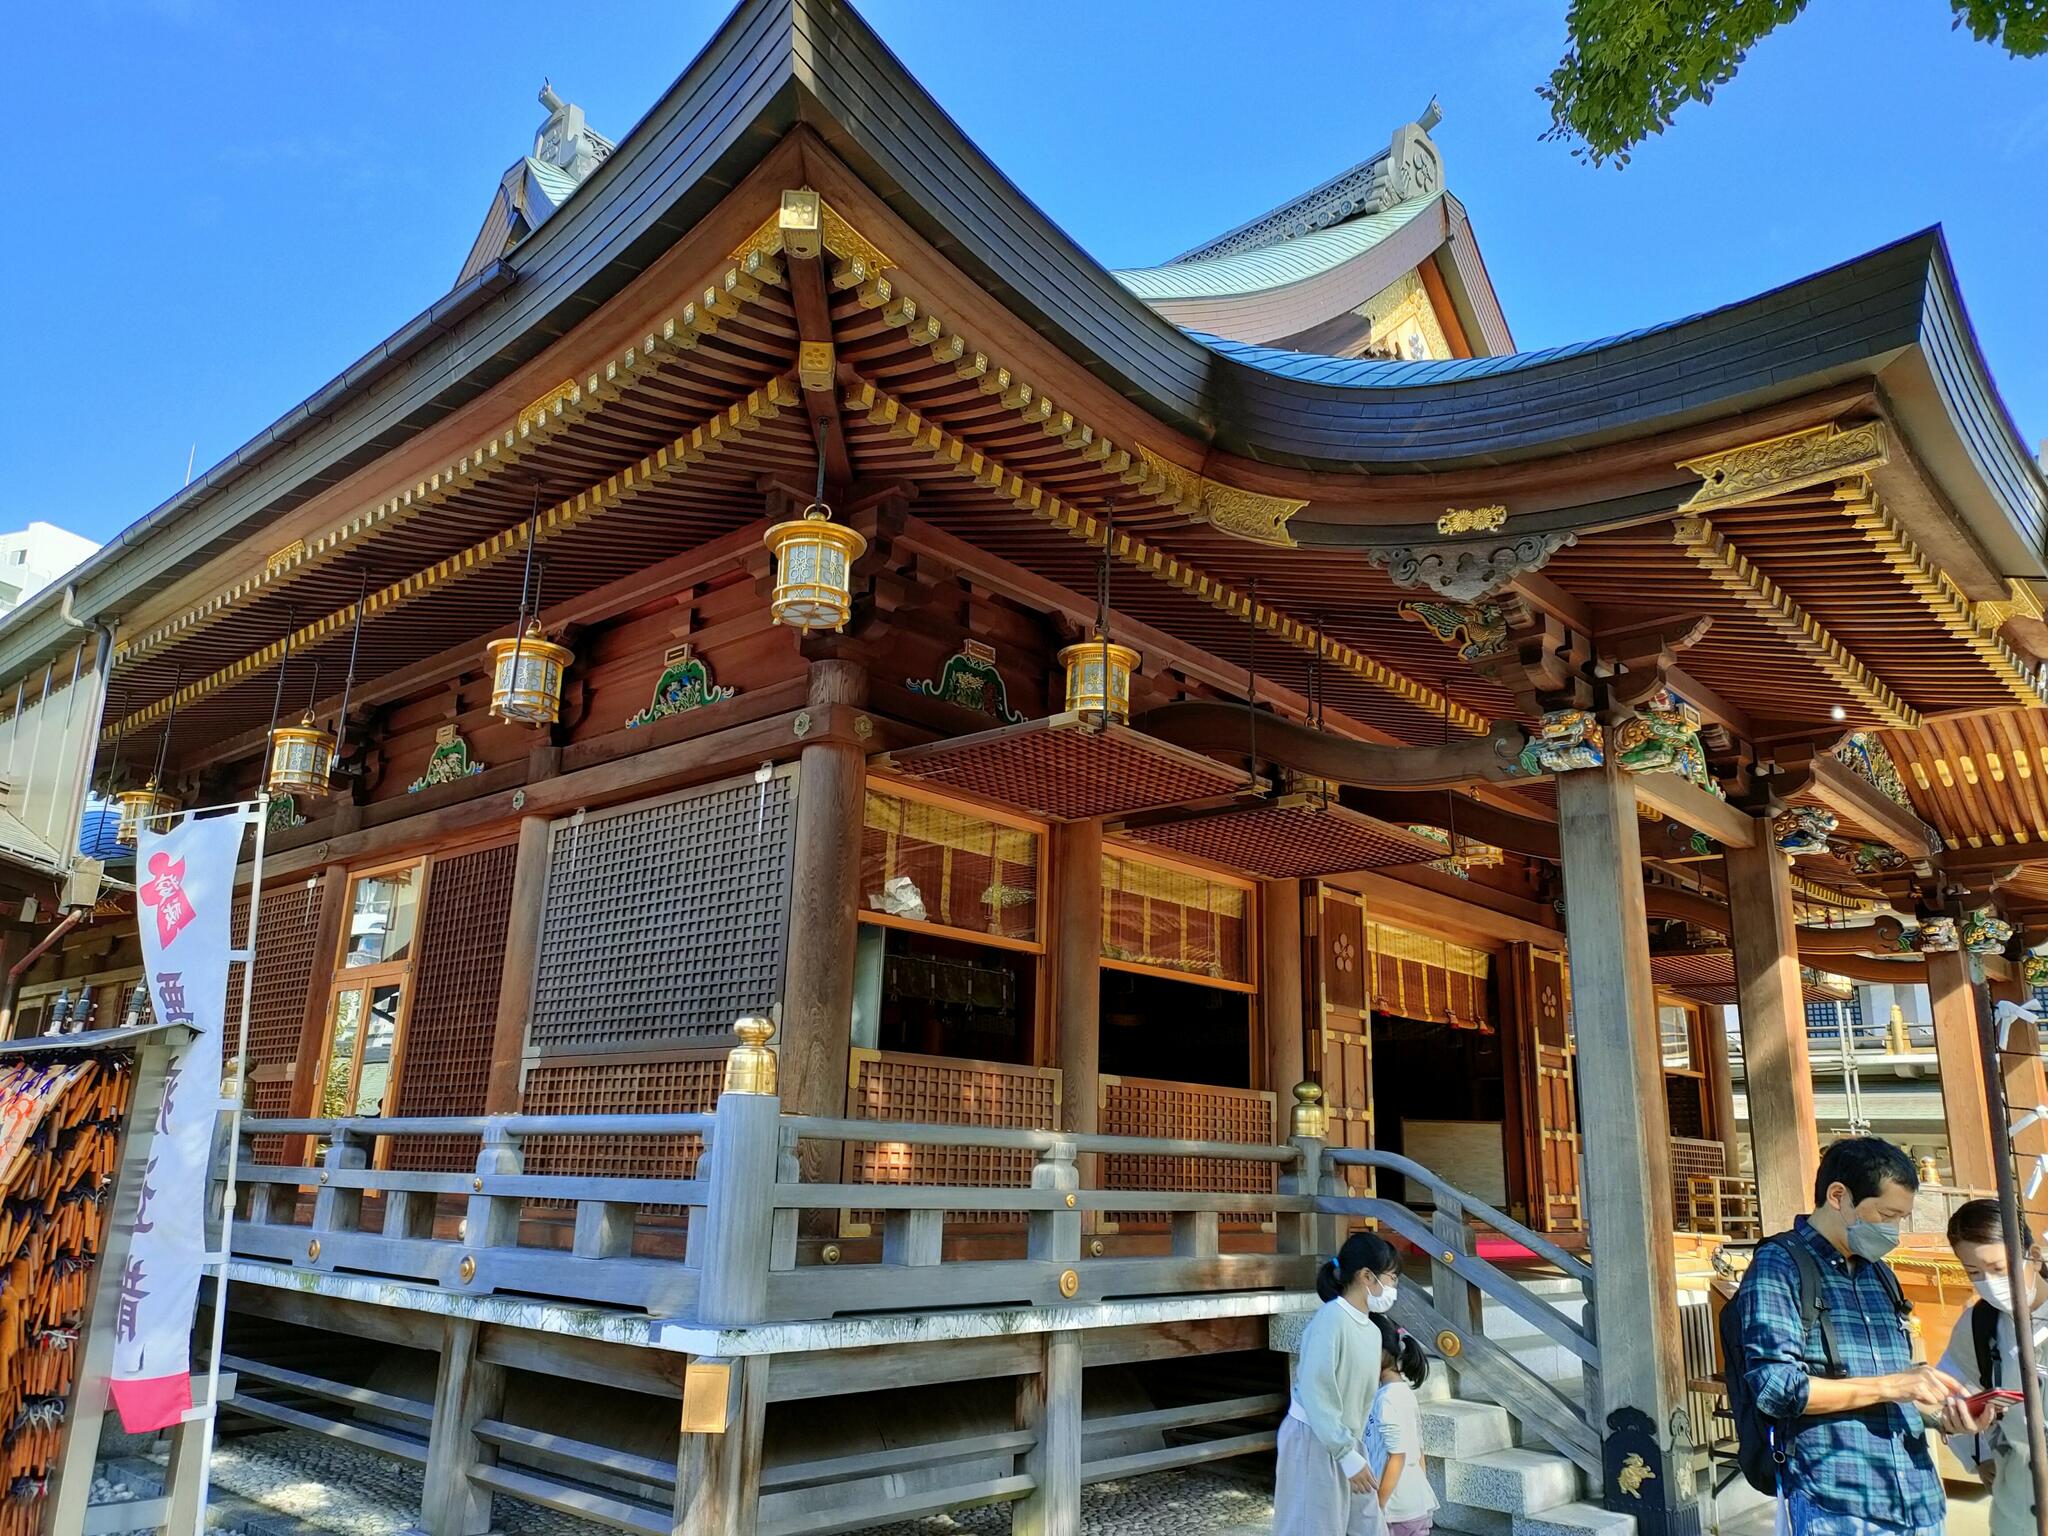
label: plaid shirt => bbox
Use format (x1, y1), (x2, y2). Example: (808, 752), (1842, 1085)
(1735, 1217), (1944, 1535)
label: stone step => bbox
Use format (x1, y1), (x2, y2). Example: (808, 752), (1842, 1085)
(1434, 1498), (1513, 1536)
(1417, 1369), (1453, 1403)
(1512, 1500), (1638, 1536)
(1439, 1448), (1583, 1516)
(1420, 1399), (1516, 1459)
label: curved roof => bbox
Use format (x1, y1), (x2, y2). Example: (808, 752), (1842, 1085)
(1115, 196), (1441, 302)
(3, 0), (2039, 683)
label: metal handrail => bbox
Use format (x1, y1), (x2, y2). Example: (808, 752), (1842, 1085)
(1325, 1147), (1592, 1287)
(783, 1115), (1302, 1163)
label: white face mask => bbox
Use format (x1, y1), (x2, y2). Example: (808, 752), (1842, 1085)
(1366, 1278), (1398, 1314)
(1973, 1272), (2016, 1314)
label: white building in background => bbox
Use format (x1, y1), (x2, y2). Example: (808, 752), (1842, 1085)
(0, 524), (100, 618)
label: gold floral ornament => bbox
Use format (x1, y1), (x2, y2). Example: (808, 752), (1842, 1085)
(1616, 1453), (1657, 1498)
(1436, 505), (1508, 536)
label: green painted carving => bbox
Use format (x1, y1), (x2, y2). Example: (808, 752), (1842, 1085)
(266, 793), (306, 831)
(1396, 599), (1509, 662)
(408, 726), (486, 794)
(628, 645), (735, 729)
(1832, 730), (1909, 807)
(908, 639), (1024, 723)
(1613, 688), (1721, 798)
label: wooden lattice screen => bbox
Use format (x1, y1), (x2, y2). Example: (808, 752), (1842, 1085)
(1098, 1075), (1276, 1230)
(530, 771), (797, 1055)
(520, 1055), (724, 1209)
(233, 879), (326, 1162)
(388, 843), (517, 1172)
(844, 1048), (1062, 1231)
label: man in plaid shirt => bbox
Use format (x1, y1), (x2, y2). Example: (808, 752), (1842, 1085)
(1736, 1138), (1972, 1534)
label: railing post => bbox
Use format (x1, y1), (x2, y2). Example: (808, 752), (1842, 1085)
(676, 1017), (782, 1536)
(1027, 1139), (1081, 1266)
(419, 1316), (503, 1536)
(1281, 1081), (1338, 1261)
(1429, 1199), (1483, 1346)
(769, 1122), (801, 1271)
(1014, 1329), (1082, 1536)
(310, 1128), (367, 1256)
(238, 1130), (277, 1226)
(460, 1122), (524, 1288)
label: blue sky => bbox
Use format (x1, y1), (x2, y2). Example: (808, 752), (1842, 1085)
(7, 1), (2045, 546)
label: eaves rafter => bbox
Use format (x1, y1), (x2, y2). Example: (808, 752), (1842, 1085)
(1670, 514), (1921, 731)
(844, 377), (1488, 735)
(114, 248), (795, 672)
(104, 377), (799, 743)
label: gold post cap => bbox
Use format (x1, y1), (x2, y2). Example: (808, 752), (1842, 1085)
(723, 1014), (779, 1096)
(1291, 1079), (1328, 1139)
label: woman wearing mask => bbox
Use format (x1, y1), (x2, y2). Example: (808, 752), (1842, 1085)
(1275, 1231), (1404, 1536)
(1936, 1198), (2047, 1536)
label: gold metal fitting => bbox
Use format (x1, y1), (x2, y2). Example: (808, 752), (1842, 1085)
(1089, 1240), (1105, 1258)
(1436, 1330), (1463, 1359)
(821, 1244), (842, 1266)
(1064, 1193), (1076, 1209)
(1058, 1269), (1080, 1298)
(459, 1255), (478, 1283)
(1441, 1249), (1457, 1264)
(307, 1239), (321, 1261)
(1290, 1080), (1328, 1140)
(318, 1171), (329, 1184)
(456, 1219), (469, 1242)
(473, 1176), (484, 1192)
(723, 1015), (779, 1095)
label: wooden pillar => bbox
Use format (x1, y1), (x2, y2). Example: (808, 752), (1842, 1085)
(484, 816), (552, 1114)
(674, 1354), (768, 1536)
(1990, 971), (2048, 1231)
(1724, 832), (1819, 1232)
(286, 866), (351, 1117)
(1703, 1004), (1741, 1178)
(1261, 879), (1305, 1141)
(1053, 820), (1102, 1140)
(1930, 948), (1999, 1190)
(1014, 1329), (1082, 1536)
(1555, 758), (1695, 1533)
(420, 1317), (503, 1536)
(780, 661), (869, 1172)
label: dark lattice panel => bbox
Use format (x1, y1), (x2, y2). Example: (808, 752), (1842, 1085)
(389, 843), (518, 1173)
(231, 880), (325, 1072)
(520, 1057), (723, 1199)
(848, 1051), (1061, 1226)
(247, 1076), (295, 1167)
(1099, 1076), (1275, 1228)
(1128, 799), (1443, 878)
(881, 717), (1253, 822)
(530, 776), (795, 1053)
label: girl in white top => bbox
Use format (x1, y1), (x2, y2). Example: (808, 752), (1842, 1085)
(1275, 1232), (1404, 1536)
(1364, 1312), (1439, 1536)
(1934, 1197), (2047, 1536)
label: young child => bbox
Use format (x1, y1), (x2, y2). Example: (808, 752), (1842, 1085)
(1274, 1232), (1403, 1536)
(1363, 1312), (1438, 1536)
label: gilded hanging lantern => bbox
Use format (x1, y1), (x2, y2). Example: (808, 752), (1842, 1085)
(764, 505), (866, 633)
(486, 620), (574, 726)
(1058, 636), (1140, 723)
(113, 780), (180, 847)
(267, 711), (336, 796)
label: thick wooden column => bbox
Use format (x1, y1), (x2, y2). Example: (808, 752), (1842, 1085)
(1929, 948), (1999, 1190)
(1555, 758), (1696, 1533)
(420, 1317), (504, 1536)
(1014, 1330), (1082, 1536)
(1990, 971), (2048, 1231)
(484, 816), (552, 1114)
(780, 661), (869, 1166)
(1053, 820), (1102, 1142)
(1724, 832), (1819, 1232)
(1260, 879), (1305, 1141)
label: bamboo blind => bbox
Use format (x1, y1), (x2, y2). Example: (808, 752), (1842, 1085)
(860, 788), (1041, 943)
(1100, 852), (1249, 983)
(1368, 919), (1493, 1029)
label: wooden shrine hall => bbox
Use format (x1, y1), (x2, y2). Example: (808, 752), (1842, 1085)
(2, 2), (2046, 1532)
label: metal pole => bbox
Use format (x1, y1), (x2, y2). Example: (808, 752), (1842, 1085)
(1835, 1000), (1866, 1135)
(1969, 962), (2048, 1526)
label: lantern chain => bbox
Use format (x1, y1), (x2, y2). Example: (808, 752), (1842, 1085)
(332, 565), (370, 775)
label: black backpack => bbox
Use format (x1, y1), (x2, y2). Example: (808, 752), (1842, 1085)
(1718, 1232), (1910, 1495)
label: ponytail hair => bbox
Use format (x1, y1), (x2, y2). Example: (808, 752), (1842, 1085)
(1316, 1230), (1399, 1303)
(1371, 1312), (1428, 1389)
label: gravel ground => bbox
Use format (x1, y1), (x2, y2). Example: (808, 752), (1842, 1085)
(128, 1428), (1276, 1536)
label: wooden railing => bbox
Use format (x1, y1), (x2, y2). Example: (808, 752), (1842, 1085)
(230, 1078), (1607, 1475)
(232, 1092), (1322, 1325)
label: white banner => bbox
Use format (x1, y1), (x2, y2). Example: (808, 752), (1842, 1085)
(110, 811), (242, 1433)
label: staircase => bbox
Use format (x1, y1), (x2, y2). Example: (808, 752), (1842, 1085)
(1273, 1280), (1632, 1536)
